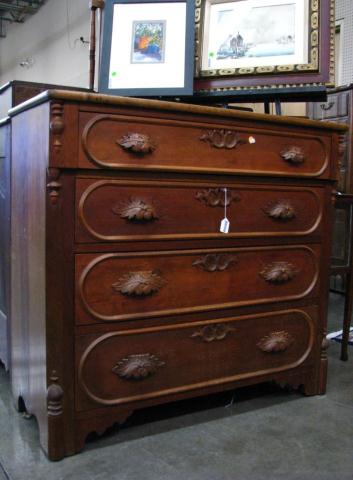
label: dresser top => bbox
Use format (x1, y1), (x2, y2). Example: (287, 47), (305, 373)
(8, 89), (347, 133)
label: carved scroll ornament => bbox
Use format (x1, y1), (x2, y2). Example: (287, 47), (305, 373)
(192, 254), (237, 272)
(264, 201), (296, 220)
(260, 262), (298, 284)
(191, 323), (235, 342)
(280, 146), (305, 164)
(112, 354), (165, 380)
(200, 129), (247, 149)
(112, 270), (166, 296)
(195, 188), (240, 207)
(257, 331), (294, 353)
(117, 133), (156, 154)
(113, 198), (158, 222)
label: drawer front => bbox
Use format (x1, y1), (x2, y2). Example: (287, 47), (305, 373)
(78, 112), (330, 178)
(76, 308), (316, 410)
(75, 245), (320, 325)
(76, 179), (324, 243)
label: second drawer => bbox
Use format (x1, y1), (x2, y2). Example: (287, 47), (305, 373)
(75, 179), (324, 243)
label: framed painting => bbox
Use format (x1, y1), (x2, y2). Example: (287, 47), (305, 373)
(99, 0), (195, 96)
(194, 0), (335, 94)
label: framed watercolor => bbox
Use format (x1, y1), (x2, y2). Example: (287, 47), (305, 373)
(99, 0), (195, 96)
(194, 0), (335, 94)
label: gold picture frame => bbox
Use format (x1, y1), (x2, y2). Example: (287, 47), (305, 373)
(194, 0), (335, 94)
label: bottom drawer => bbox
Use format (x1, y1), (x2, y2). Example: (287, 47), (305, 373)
(76, 308), (316, 411)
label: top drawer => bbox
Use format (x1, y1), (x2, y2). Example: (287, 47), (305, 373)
(78, 112), (331, 178)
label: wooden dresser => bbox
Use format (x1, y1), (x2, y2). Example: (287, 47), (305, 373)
(8, 90), (345, 460)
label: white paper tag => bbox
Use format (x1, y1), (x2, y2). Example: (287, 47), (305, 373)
(220, 217), (230, 234)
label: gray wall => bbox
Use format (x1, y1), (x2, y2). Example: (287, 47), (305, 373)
(0, 0), (92, 87)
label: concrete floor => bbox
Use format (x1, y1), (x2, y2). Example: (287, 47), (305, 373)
(0, 294), (352, 480)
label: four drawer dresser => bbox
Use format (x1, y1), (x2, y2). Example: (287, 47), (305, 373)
(8, 90), (346, 460)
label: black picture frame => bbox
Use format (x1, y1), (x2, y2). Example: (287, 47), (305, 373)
(99, 0), (195, 97)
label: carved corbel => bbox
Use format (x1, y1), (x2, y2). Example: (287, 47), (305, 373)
(47, 371), (64, 416)
(46, 168), (62, 205)
(50, 102), (65, 154)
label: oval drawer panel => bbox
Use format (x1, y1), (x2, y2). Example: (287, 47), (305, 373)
(76, 309), (315, 410)
(78, 112), (330, 178)
(75, 245), (319, 325)
(75, 179), (324, 242)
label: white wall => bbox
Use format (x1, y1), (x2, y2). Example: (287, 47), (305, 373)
(0, 0), (92, 88)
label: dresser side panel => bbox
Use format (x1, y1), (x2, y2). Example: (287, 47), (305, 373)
(10, 103), (50, 450)
(0, 121), (10, 370)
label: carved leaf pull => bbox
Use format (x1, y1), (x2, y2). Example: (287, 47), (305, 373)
(257, 331), (294, 353)
(191, 324), (235, 342)
(260, 262), (298, 284)
(117, 133), (156, 154)
(280, 146), (305, 164)
(112, 198), (158, 222)
(264, 201), (296, 221)
(112, 270), (166, 296)
(195, 188), (240, 207)
(200, 129), (247, 149)
(112, 354), (165, 380)
(193, 254), (237, 272)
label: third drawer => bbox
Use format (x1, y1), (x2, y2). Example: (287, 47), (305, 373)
(75, 244), (320, 325)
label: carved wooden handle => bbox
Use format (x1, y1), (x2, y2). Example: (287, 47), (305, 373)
(112, 198), (158, 222)
(264, 201), (296, 220)
(259, 262), (298, 284)
(193, 254), (237, 272)
(195, 188), (240, 207)
(280, 146), (305, 164)
(112, 270), (166, 296)
(257, 331), (294, 353)
(200, 129), (246, 149)
(117, 133), (156, 154)
(191, 324), (235, 342)
(112, 354), (165, 380)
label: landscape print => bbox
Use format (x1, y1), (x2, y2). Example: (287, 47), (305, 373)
(207, 0), (298, 69)
(131, 20), (166, 63)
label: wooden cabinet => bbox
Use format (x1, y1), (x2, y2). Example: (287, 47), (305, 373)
(9, 90), (345, 460)
(308, 86), (353, 271)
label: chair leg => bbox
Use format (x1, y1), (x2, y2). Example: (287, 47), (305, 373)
(341, 272), (353, 361)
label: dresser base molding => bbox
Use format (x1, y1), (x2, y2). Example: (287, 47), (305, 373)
(72, 368), (318, 458)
